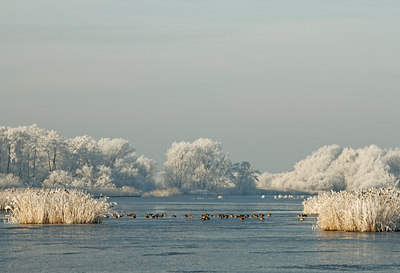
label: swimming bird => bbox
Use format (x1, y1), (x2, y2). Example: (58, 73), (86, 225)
(127, 213), (136, 218)
(297, 214), (307, 218)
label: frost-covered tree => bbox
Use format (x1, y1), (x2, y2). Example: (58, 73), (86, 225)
(3, 125), (45, 186)
(162, 138), (235, 193)
(98, 138), (134, 168)
(112, 155), (156, 191)
(68, 135), (100, 168)
(42, 130), (67, 172)
(0, 125), (157, 194)
(257, 144), (400, 192)
(232, 161), (259, 194)
(42, 170), (78, 188)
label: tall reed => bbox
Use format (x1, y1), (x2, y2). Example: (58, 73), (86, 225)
(4, 188), (111, 224)
(303, 187), (400, 232)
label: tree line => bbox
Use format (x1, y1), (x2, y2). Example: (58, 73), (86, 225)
(0, 125), (259, 195)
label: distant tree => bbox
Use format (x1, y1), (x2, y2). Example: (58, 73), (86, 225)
(112, 154), (156, 191)
(42, 170), (77, 188)
(98, 138), (134, 168)
(0, 173), (23, 189)
(68, 135), (100, 168)
(232, 161), (259, 194)
(162, 138), (235, 193)
(42, 130), (67, 172)
(0, 125), (157, 194)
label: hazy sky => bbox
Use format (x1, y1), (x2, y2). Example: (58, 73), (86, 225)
(1, 1), (400, 172)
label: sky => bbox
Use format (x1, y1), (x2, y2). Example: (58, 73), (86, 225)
(1, 0), (400, 173)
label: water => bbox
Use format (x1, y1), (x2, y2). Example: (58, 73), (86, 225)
(1, 195), (400, 272)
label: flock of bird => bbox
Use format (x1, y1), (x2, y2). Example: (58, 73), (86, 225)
(111, 212), (308, 221)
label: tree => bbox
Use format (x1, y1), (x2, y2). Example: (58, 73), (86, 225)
(232, 161), (259, 194)
(68, 135), (100, 168)
(162, 138), (234, 193)
(98, 138), (134, 168)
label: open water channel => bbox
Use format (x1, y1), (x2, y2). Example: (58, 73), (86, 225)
(1, 195), (400, 272)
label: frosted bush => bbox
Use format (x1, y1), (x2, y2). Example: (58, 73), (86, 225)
(42, 170), (77, 188)
(303, 187), (400, 232)
(5, 188), (111, 224)
(0, 174), (23, 189)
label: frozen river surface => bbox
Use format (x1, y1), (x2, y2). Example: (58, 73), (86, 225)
(1, 195), (400, 272)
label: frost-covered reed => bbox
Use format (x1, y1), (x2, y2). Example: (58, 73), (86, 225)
(4, 188), (111, 224)
(303, 187), (400, 232)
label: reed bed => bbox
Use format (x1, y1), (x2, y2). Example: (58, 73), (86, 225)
(3, 188), (111, 224)
(303, 187), (400, 232)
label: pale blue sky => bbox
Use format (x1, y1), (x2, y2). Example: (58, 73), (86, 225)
(1, 1), (400, 172)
